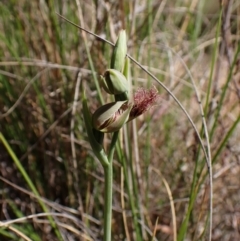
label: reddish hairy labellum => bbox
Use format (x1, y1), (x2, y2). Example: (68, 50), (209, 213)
(129, 86), (159, 120)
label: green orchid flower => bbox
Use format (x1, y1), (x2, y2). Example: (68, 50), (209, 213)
(100, 69), (129, 96)
(92, 101), (132, 133)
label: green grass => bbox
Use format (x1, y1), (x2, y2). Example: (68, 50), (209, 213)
(1, 1), (240, 240)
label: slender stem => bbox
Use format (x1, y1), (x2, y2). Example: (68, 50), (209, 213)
(103, 164), (113, 241)
(108, 131), (120, 161)
(103, 131), (119, 241)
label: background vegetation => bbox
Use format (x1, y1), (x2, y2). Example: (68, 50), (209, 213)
(1, 0), (240, 240)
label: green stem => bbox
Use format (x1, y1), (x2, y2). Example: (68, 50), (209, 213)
(103, 164), (113, 241)
(103, 131), (119, 241)
(108, 131), (119, 161)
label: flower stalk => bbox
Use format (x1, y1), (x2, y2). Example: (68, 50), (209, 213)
(82, 30), (129, 241)
(82, 30), (158, 241)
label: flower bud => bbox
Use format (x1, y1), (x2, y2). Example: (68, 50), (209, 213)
(111, 30), (127, 72)
(101, 69), (129, 96)
(92, 101), (132, 133)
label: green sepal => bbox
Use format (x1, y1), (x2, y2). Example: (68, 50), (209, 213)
(110, 30), (127, 72)
(100, 75), (112, 95)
